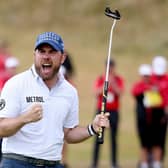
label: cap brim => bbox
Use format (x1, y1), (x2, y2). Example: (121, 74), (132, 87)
(35, 40), (62, 52)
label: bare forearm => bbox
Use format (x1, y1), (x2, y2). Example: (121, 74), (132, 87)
(65, 126), (91, 144)
(64, 113), (109, 144)
(0, 117), (26, 137)
(0, 104), (43, 137)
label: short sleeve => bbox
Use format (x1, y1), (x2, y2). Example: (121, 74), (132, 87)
(63, 89), (79, 128)
(0, 78), (21, 118)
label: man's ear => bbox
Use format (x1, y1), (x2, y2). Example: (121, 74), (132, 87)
(61, 52), (67, 64)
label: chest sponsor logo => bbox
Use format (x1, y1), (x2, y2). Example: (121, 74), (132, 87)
(0, 99), (6, 110)
(26, 96), (45, 103)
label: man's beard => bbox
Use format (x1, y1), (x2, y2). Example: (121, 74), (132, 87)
(35, 64), (60, 81)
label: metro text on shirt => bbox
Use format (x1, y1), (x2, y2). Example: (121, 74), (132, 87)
(26, 96), (45, 103)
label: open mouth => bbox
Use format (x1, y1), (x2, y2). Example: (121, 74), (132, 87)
(41, 63), (52, 74)
(42, 63), (52, 69)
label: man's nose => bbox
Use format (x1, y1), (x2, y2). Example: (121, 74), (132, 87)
(42, 52), (50, 59)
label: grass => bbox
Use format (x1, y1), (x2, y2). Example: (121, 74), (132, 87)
(0, 0), (168, 167)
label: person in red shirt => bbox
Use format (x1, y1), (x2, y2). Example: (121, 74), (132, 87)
(132, 64), (155, 168)
(132, 61), (167, 168)
(0, 40), (13, 93)
(150, 56), (168, 168)
(0, 40), (11, 72)
(0, 56), (19, 92)
(91, 59), (124, 168)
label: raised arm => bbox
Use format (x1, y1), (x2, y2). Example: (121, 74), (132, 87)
(64, 113), (109, 143)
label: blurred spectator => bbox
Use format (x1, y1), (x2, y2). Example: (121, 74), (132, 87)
(0, 40), (11, 72)
(91, 59), (124, 168)
(131, 60), (168, 168)
(0, 39), (14, 92)
(59, 50), (76, 168)
(150, 56), (168, 167)
(131, 64), (154, 168)
(0, 57), (19, 91)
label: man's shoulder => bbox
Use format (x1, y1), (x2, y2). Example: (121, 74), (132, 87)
(63, 79), (77, 89)
(62, 79), (78, 94)
(4, 69), (31, 88)
(9, 69), (30, 81)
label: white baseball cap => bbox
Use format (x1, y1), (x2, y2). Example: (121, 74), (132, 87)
(138, 64), (152, 76)
(5, 57), (19, 68)
(152, 56), (167, 75)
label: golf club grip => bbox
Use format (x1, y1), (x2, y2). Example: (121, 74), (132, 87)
(97, 81), (108, 144)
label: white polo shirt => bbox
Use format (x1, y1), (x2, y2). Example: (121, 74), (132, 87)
(0, 65), (79, 161)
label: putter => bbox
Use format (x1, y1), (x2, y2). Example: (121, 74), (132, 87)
(97, 7), (121, 144)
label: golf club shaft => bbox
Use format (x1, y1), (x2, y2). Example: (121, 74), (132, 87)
(105, 19), (116, 81)
(97, 19), (117, 144)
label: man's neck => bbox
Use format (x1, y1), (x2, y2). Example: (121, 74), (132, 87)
(43, 75), (59, 90)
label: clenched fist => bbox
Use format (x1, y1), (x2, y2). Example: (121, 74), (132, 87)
(21, 104), (43, 124)
(92, 113), (110, 133)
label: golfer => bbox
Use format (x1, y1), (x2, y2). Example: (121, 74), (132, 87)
(0, 32), (109, 168)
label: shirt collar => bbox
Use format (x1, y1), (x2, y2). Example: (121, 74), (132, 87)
(30, 64), (39, 79)
(30, 64), (65, 86)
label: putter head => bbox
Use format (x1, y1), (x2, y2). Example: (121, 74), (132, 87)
(104, 7), (121, 20)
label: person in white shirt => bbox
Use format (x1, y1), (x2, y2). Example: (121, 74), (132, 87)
(0, 32), (109, 168)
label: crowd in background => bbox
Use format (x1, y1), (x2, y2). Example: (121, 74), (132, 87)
(131, 56), (168, 168)
(0, 38), (168, 168)
(89, 55), (168, 168)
